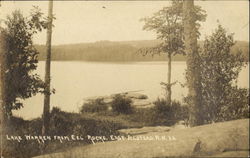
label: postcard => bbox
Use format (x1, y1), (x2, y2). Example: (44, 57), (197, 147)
(0, 1), (249, 158)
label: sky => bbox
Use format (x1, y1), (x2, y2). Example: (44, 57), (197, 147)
(0, 1), (249, 45)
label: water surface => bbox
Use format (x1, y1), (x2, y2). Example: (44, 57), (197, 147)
(13, 61), (249, 119)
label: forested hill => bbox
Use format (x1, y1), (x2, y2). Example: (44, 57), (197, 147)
(36, 40), (249, 62)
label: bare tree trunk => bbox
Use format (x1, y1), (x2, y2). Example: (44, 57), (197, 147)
(183, 0), (203, 126)
(167, 52), (172, 105)
(0, 31), (7, 157)
(42, 0), (53, 136)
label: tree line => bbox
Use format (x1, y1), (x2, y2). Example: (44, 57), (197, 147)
(35, 40), (249, 62)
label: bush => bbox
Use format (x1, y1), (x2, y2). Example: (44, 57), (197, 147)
(111, 94), (132, 114)
(3, 107), (123, 158)
(216, 87), (249, 122)
(80, 98), (108, 113)
(146, 98), (189, 126)
(199, 25), (247, 124)
(138, 94), (148, 99)
(3, 117), (42, 158)
(50, 107), (121, 136)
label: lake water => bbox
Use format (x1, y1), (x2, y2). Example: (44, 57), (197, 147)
(13, 61), (249, 119)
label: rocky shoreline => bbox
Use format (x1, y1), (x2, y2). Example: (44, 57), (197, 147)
(83, 91), (154, 109)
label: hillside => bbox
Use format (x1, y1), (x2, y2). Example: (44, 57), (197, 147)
(36, 40), (249, 62)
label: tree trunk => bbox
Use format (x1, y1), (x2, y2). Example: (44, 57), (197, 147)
(0, 32), (6, 157)
(167, 52), (172, 105)
(183, 0), (203, 126)
(42, 0), (53, 136)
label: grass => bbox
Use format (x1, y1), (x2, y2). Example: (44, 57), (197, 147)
(3, 105), (185, 158)
(80, 108), (175, 129)
(2, 109), (124, 158)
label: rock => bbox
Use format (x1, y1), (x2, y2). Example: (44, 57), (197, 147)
(125, 92), (148, 99)
(173, 120), (189, 129)
(82, 91), (152, 108)
(132, 100), (152, 107)
(118, 126), (171, 135)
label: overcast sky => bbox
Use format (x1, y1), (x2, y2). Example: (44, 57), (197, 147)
(0, 1), (249, 45)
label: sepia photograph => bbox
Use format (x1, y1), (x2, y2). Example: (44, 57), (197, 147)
(0, 0), (249, 157)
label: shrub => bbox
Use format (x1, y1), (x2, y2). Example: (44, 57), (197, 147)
(199, 25), (247, 124)
(50, 107), (121, 136)
(145, 98), (189, 126)
(50, 107), (75, 136)
(111, 94), (132, 114)
(216, 87), (249, 122)
(3, 107), (123, 158)
(3, 116), (44, 158)
(138, 94), (148, 99)
(80, 98), (108, 113)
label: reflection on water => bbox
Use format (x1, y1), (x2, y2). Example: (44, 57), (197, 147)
(13, 61), (249, 119)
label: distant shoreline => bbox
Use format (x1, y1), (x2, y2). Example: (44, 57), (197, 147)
(36, 40), (249, 62)
(37, 60), (249, 64)
(37, 60), (188, 64)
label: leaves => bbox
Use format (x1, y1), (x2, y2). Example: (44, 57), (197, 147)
(1, 7), (49, 116)
(141, 1), (206, 56)
(141, 1), (183, 55)
(199, 25), (248, 123)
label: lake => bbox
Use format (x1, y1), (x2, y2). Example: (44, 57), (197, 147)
(13, 61), (249, 119)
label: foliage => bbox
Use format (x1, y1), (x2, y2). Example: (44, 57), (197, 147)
(3, 107), (123, 158)
(49, 107), (121, 136)
(141, 1), (184, 56)
(141, 1), (206, 56)
(199, 25), (248, 123)
(143, 98), (189, 126)
(141, 1), (184, 104)
(3, 116), (43, 158)
(80, 98), (108, 113)
(111, 94), (132, 114)
(141, 1), (206, 105)
(137, 94), (148, 99)
(1, 8), (48, 116)
(217, 87), (249, 121)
